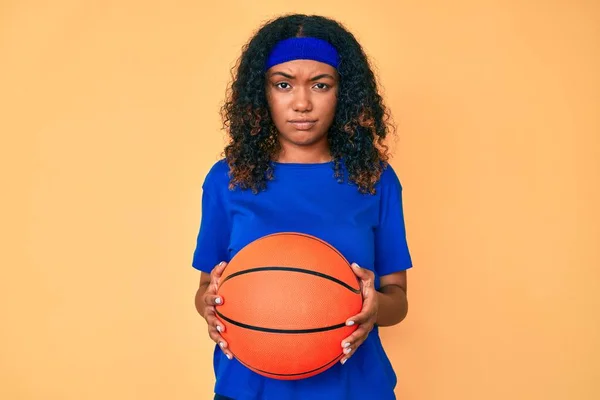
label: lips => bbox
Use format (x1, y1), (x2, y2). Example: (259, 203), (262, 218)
(289, 120), (317, 130)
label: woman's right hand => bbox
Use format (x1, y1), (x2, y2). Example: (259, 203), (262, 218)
(201, 261), (234, 360)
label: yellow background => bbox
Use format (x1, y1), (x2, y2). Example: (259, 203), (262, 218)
(1, 1), (599, 399)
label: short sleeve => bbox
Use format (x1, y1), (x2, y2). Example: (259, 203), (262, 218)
(191, 162), (231, 273)
(374, 165), (413, 276)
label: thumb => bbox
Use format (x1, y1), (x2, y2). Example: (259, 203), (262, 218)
(211, 261), (228, 292)
(214, 261), (228, 277)
(351, 263), (371, 280)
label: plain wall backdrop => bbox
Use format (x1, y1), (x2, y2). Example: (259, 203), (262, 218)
(1, 1), (599, 399)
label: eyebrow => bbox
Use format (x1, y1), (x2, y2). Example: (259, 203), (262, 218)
(269, 72), (336, 81)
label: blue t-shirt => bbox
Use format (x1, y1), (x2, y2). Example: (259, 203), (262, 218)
(192, 159), (412, 400)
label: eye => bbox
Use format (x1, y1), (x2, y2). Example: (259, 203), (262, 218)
(275, 82), (291, 90)
(313, 83), (330, 90)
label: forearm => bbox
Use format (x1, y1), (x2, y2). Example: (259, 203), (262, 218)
(376, 284), (408, 327)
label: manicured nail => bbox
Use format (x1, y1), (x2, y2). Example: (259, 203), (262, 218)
(219, 261), (225, 266)
(343, 342), (351, 348)
(219, 342), (224, 348)
(216, 325), (222, 332)
(341, 358), (347, 365)
(215, 297), (222, 305)
(344, 347), (352, 354)
(346, 320), (355, 326)
(226, 353), (232, 360)
(351, 263), (360, 268)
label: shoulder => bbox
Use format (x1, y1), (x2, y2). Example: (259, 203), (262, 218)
(377, 163), (402, 192)
(202, 158), (231, 191)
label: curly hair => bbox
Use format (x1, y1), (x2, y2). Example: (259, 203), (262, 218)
(220, 14), (395, 194)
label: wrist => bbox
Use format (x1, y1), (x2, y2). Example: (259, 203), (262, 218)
(195, 285), (209, 319)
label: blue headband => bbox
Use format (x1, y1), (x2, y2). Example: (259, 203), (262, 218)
(265, 37), (340, 71)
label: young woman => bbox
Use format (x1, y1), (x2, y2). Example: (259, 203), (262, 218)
(192, 13), (412, 400)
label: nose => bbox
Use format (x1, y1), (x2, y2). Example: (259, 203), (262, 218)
(292, 87), (313, 112)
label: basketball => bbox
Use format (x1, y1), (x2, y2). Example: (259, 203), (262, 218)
(215, 232), (363, 380)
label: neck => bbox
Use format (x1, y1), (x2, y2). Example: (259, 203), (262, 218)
(274, 141), (332, 164)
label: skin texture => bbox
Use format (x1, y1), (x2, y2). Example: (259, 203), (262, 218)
(265, 60), (338, 163)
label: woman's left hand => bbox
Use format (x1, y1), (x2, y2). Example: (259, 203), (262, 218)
(340, 262), (379, 365)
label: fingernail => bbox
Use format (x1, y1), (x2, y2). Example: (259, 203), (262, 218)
(343, 342), (351, 348)
(226, 353), (232, 360)
(219, 261), (225, 266)
(341, 358), (347, 365)
(214, 297), (222, 305)
(216, 325), (222, 332)
(346, 320), (355, 326)
(351, 263), (360, 268)
(219, 342), (224, 348)
(344, 347), (352, 354)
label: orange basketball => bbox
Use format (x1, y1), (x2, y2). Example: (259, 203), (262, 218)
(216, 232), (362, 380)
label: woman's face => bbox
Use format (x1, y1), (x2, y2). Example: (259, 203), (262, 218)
(265, 59), (338, 150)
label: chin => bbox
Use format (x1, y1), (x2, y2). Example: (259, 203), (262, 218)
(282, 131), (326, 146)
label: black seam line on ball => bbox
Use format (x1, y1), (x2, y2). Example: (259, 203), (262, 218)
(220, 266), (361, 294)
(215, 309), (348, 334)
(235, 352), (343, 376)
